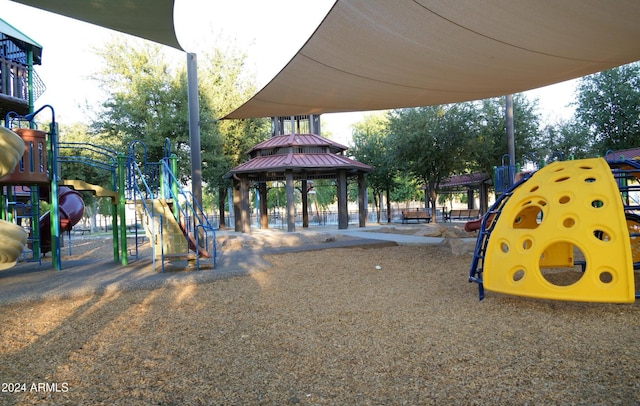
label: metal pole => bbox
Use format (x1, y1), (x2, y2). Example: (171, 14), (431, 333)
(187, 53), (203, 213)
(506, 94), (515, 168)
(49, 120), (60, 270)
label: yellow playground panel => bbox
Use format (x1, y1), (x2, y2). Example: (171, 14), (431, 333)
(481, 157), (635, 303)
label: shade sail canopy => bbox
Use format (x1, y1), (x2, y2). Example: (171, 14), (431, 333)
(225, 0), (640, 119)
(9, 0), (183, 51)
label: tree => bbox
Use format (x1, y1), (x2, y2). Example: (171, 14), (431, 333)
(90, 39), (204, 180)
(575, 63), (640, 153)
(387, 104), (475, 219)
(88, 37), (270, 228)
(469, 95), (542, 177)
(196, 44), (270, 228)
(350, 113), (395, 223)
(537, 119), (592, 162)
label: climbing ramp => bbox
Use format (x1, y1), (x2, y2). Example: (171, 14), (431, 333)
(469, 157), (636, 303)
(135, 199), (189, 258)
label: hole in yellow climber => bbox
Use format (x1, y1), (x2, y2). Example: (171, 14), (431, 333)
(513, 204), (544, 229)
(559, 195), (570, 204)
(540, 243), (585, 287)
(563, 217), (576, 228)
(599, 271), (613, 284)
(513, 269), (525, 282)
(593, 229), (612, 242)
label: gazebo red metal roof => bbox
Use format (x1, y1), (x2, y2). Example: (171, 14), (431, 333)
(230, 152), (371, 174)
(606, 147), (640, 161)
(227, 133), (371, 181)
(247, 133), (348, 155)
(439, 173), (491, 190)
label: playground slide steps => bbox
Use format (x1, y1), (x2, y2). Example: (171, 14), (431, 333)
(133, 198), (189, 258)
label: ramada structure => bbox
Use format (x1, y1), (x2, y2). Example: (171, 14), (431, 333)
(225, 115), (371, 233)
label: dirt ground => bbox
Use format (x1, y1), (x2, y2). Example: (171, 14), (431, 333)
(0, 226), (639, 405)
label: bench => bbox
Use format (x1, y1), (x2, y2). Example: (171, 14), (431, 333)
(71, 228), (91, 236)
(445, 209), (481, 221)
(401, 209), (432, 224)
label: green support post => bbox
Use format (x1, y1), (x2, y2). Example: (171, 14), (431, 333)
(117, 154), (128, 266)
(111, 200), (119, 263)
(170, 154), (178, 219)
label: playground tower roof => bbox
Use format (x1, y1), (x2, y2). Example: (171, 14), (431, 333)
(0, 17), (42, 64)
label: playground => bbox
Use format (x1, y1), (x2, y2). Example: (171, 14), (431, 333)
(1, 228), (639, 404)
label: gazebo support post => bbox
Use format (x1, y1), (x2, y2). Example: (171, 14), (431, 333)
(259, 182), (268, 229)
(240, 175), (251, 233)
(302, 179), (309, 228)
(337, 170), (348, 229)
(285, 170), (295, 232)
(233, 179), (241, 232)
(358, 172), (366, 227)
(479, 183), (489, 215)
(467, 188), (475, 210)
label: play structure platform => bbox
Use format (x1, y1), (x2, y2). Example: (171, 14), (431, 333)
(468, 157), (640, 303)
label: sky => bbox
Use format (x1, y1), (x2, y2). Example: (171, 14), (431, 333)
(1, 0), (578, 146)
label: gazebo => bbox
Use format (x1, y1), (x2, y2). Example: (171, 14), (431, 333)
(439, 173), (492, 215)
(225, 132), (372, 233)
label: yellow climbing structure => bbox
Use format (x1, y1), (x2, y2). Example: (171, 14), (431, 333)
(483, 157), (635, 303)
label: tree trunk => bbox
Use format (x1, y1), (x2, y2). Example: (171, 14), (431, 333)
(218, 187), (227, 230)
(386, 189), (391, 223)
(429, 187), (438, 223)
(373, 193), (380, 223)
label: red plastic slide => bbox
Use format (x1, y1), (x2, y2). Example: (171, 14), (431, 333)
(39, 186), (85, 253)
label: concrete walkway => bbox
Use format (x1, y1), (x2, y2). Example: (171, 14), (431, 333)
(0, 224), (462, 305)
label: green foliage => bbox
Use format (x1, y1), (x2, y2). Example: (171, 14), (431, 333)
(310, 180), (336, 209)
(389, 175), (419, 202)
(470, 95), (541, 176)
(349, 113), (395, 220)
(267, 183), (288, 210)
(86, 37), (270, 222)
(197, 43), (270, 195)
(537, 120), (592, 162)
(575, 62), (640, 154)
(387, 104), (475, 211)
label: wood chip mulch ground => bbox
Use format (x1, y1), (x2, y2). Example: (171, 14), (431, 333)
(1, 231), (639, 405)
